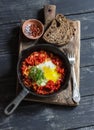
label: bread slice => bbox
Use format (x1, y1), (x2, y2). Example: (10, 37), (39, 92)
(43, 14), (75, 46)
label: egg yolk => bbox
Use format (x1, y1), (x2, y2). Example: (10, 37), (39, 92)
(43, 66), (61, 83)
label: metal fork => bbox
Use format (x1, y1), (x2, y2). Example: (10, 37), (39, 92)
(68, 52), (80, 103)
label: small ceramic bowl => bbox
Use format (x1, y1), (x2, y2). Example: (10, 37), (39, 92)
(22, 19), (44, 40)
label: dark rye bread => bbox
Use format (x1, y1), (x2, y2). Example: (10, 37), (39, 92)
(43, 14), (75, 46)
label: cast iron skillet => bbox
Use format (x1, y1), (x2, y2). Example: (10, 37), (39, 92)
(4, 44), (71, 115)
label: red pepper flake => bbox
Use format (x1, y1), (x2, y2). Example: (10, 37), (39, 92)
(25, 23), (41, 37)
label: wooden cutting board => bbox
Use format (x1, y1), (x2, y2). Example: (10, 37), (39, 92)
(17, 5), (80, 106)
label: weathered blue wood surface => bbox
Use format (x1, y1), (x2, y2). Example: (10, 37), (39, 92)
(0, 0), (94, 130)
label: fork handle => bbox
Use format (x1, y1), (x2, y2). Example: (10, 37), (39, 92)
(71, 66), (80, 103)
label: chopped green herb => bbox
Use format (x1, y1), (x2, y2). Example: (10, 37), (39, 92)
(29, 66), (46, 86)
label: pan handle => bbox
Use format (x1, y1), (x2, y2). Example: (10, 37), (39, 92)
(4, 87), (29, 116)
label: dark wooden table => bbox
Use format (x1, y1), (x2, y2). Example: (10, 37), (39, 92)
(0, 0), (94, 130)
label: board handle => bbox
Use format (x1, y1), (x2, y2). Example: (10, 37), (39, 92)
(44, 5), (56, 27)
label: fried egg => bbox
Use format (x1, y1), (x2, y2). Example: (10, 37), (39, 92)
(36, 61), (61, 86)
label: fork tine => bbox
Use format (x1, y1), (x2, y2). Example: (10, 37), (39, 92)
(72, 51), (74, 57)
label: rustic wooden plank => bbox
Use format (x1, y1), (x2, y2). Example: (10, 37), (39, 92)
(67, 12), (94, 39)
(80, 38), (94, 67)
(0, 54), (17, 78)
(0, 77), (16, 102)
(80, 66), (94, 97)
(0, 23), (19, 54)
(1, 95), (94, 130)
(17, 16), (80, 105)
(50, 0), (94, 15)
(0, 0), (94, 24)
(0, 0), (49, 24)
(75, 126), (94, 130)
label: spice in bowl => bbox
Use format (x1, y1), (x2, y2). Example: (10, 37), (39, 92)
(22, 19), (44, 39)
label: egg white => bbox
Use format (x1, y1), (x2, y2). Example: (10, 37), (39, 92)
(37, 61), (56, 69)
